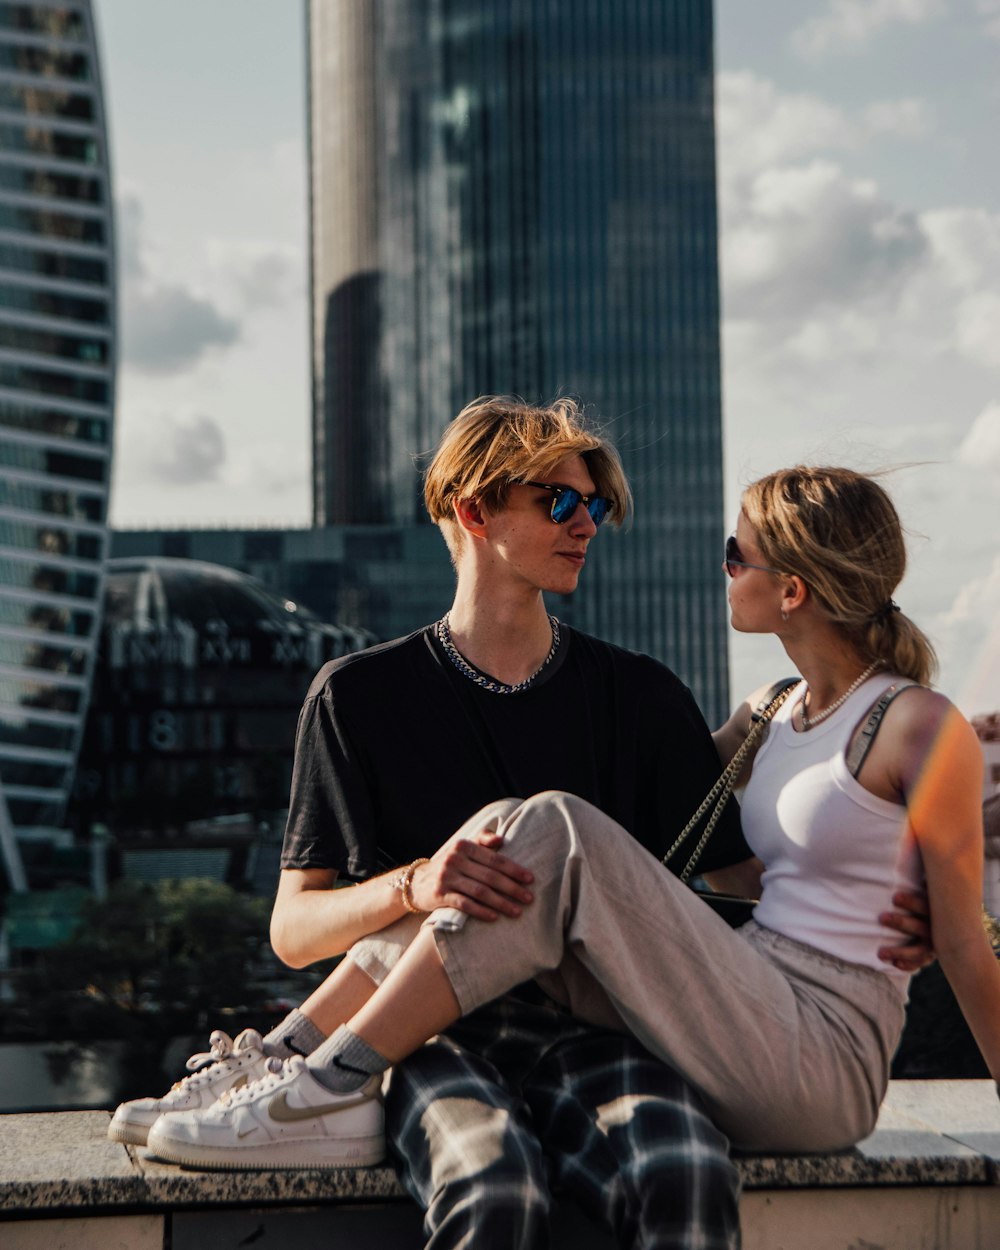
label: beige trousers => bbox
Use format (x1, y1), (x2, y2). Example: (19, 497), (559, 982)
(350, 792), (906, 1153)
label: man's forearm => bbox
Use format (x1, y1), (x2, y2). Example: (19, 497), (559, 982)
(273, 827), (537, 968)
(270, 871), (410, 969)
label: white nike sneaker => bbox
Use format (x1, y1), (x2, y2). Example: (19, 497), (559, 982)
(144, 1056), (385, 1170)
(107, 1028), (272, 1146)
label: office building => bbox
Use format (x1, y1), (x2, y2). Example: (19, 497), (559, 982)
(110, 524), (457, 648)
(69, 557), (371, 891)
(0, 0), (115, 889)
(309, 0), (729, 720)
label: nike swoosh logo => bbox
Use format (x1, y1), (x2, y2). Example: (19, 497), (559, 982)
(268, 1089), (363, 1123)
(231, 1076), (248, 1092)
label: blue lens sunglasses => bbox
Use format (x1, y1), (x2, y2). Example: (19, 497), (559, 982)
(521, 481), (613, 527)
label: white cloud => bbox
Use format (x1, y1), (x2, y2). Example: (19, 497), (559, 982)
(979, 0), (1000, 40)
(716, 72), (853, 187)
(117, 193), (145, 282)
(117, 411), (227, 487)
(955, 292), (1000, 369)
(717, 67), (1000, 708)
(791, 0), (948, 59)
(921, 208), (1000, 291)
(782, 309), (884, 364)
(717, 76), (944, 329)
(863, 97), (933, 139)
(933, 556), (1000, 714)
(206, 239), (305, 313)
(718, 77), (1000, 380)
(124, 287), (240, 373)
(717, 76), (934, 188)
(723, 159), (927, 319)
(118, 194), (240, 373)
(158, 414), (227, 485)
(957, 402), (1000, 471)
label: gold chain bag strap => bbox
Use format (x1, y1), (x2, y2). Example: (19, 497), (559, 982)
(662, 678), (799, 910)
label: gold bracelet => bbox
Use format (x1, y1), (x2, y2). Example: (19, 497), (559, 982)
(395, 858), (430, 914)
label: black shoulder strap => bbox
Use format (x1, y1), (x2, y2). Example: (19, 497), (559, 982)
(751, 677), (801, 723)
(662, 675), (799, 881)
(845, 681), (920, 778)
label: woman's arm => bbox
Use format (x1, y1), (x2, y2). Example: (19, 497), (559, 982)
(896, 693), (1000, 1080)
(711, 689), (758, 768)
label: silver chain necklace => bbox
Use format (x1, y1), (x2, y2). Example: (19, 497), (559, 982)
(800, 661), (881, 730)
(436, 613), (561, 695)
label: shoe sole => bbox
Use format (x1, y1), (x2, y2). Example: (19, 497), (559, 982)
(145, 1133), (386, 1171)
(107, 1120), (151, 1147)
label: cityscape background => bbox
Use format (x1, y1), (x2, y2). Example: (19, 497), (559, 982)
(99, 0), (1000, 717)
(1, 0), (998, 1113)
(1, 0), (740, 899)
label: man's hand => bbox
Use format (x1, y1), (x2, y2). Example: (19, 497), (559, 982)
(878, 889), (936, 973)
(409, 828), (534, 921)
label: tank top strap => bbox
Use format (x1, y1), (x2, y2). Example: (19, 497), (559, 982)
(845, 680), (922, 778)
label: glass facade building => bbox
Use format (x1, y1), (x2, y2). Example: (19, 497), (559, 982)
(110, 524), (458, 651)
(309, 0), (729, 721)
(0, 1), (115, 888)
(69, 558), (371, 888)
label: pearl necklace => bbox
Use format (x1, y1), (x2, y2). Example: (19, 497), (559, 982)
(436, 614), (561, 695)
(800, 661), (881, 730)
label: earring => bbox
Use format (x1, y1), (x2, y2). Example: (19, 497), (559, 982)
(781, 610), (789, 621)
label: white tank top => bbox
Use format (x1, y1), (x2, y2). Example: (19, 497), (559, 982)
(740, 673), (923, 991)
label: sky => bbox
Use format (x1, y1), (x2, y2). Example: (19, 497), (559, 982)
(96, 0), (1000, 716)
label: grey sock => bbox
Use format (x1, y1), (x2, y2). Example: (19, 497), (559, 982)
(263, 1008), (326, 1060)
(307, 1025), (390, 1093)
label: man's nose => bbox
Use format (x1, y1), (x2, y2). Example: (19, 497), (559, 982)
(568, 503), (598, 537)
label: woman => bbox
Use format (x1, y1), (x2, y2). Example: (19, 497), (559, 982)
(147, 465), (999, 1168)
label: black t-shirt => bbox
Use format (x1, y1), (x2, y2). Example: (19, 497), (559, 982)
(280, 623), (749, 878)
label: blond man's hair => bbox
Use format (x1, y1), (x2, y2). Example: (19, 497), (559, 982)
(424, 395), (631, 558)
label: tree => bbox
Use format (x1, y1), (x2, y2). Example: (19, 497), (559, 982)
(17, 878), (327, 1105)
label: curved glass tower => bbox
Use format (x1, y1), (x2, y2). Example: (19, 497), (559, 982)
(0, 0), (115, 888)
(310, 0), (728, 721)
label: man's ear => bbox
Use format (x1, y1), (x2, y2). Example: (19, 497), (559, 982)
(453, 497), (488, 541)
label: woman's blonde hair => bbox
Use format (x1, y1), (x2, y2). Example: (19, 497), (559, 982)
(741, 466), (937, 685)
(424, 395), (631, 557)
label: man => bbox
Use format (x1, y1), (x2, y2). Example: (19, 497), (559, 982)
(112, 397), (927, 1248)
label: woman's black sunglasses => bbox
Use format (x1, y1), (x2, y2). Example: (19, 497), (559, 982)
(521, 481), (612, 527)
(724, 535), (782, 577)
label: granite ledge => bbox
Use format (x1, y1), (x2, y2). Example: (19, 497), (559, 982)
(2, 1081), (999, 1218)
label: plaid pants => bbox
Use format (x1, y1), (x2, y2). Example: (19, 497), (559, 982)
(385, 991), (741, 1250)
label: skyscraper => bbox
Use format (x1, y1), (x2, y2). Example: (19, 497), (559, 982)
(309, 0), (728, 720)
(0, 0), (115, 888)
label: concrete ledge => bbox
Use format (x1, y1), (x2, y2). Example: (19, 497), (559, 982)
(737, 1078), (1000, 1189)
(2, 1082), (999, 1250)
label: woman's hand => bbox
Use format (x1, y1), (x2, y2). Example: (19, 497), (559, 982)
(408, 828), (534, 921)
(878, 888), (936, 973)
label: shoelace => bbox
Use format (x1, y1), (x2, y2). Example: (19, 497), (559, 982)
(218, 1054), (294, 1107)
(169, 1030), (242, 1091)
